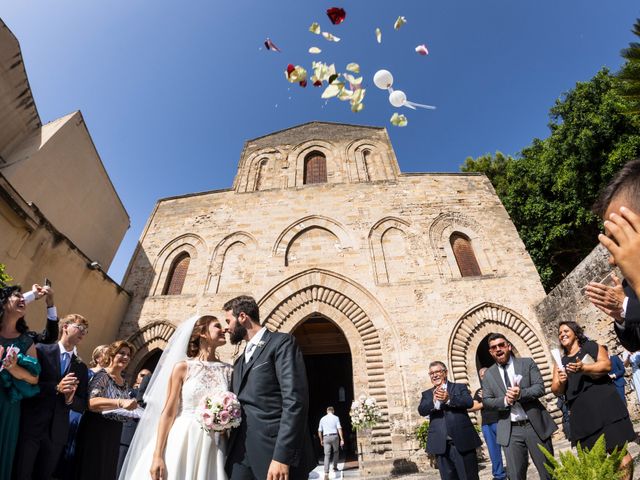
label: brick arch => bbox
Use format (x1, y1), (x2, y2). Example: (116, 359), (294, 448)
(345, 139), (399, 182)
(429, 212), (494, 279)
(207, 232), (257, 293)
(368, 217), (411, 284)
(288, 140), (343, 186)
(259, 269), (404, 452)
(447, 303), (555, 410)
(153, 233), (207, 295)
(126, 321), (176, 378)
(272, 215), (354, 260)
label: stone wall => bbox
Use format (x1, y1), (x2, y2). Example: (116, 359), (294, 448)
(120, 122), (551, 476)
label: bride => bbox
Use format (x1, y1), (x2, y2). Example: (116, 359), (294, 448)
(119, 315), (232, 480)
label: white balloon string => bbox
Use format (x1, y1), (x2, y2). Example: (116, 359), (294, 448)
(406, 101), (436, 110)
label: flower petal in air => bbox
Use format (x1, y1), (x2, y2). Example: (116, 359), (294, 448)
(326, 7), (346, 25)
(309, 22), (321, 35)
(390, 113), (408, 127)
(375, 28), (382, 44)
(394, 16), (407, 30)
(322, 83), (342, 99)
(285, 64), (307, 84)
(343, 74), (362, 86)
(264, 38), (281, 52)
(346, 63), (360, 73)
(415, 44), (429, 56)
(322, 31), (341, 42)
(308, 47), (322, 54)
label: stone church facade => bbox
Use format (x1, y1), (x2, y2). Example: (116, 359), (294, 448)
(119, 122), (552, 475)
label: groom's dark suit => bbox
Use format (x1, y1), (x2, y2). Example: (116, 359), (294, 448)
(614, 280), (640, 351)
(226, 329), (315, 480)
(14, 342), (88, 480)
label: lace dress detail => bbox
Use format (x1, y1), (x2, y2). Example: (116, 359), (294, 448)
(126, 360), (233, 480)
(179, 360), (232, 418)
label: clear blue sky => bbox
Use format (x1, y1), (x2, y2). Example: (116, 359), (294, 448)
(2, 1), (638, 282)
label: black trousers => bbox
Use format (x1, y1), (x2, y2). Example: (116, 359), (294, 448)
(435, 440), (479, 480)
(13, 433), (65, 480)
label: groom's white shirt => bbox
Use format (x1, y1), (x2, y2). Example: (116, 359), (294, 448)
(245, 326), (267, 363)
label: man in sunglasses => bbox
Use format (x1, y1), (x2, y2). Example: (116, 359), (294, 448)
(14, 314), (89, 480)
(418, 361), (481, 480)
(481, 333), (556, 480)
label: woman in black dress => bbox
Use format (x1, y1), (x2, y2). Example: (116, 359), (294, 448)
(74, 340), (138, 480)
(551, 321), (634, 479)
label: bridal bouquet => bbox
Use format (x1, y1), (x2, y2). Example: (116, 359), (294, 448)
(350, 394), (382, 431)
(196, 391), (242, 432)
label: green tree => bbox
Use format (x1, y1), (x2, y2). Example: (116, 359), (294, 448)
(463, 69), (640, 290)
(0, 264), (11, 287)
(617, 18), (640, 115)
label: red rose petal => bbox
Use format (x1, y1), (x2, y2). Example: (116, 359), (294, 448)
(286, 64), (295, 77)
(326, 7), (346, 25)
(313, 80), (322, 87)
(299, 80), (307, 88)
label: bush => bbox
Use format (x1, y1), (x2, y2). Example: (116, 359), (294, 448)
(415, 420), (429, 450)
(540, 434), (627, 480)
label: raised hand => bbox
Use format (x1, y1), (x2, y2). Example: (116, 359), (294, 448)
(585, 273), (625, 321)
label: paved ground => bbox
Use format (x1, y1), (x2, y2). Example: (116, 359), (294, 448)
(308, 424), (640, 479)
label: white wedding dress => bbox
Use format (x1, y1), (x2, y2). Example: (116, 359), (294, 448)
(125, 360), (233, 480)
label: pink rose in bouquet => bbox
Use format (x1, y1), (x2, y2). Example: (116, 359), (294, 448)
(197, 391), (242, 433)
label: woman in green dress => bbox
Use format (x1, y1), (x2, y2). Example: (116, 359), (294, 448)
(0, 286), (41, 479)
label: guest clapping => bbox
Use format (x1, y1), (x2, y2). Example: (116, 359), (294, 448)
(0, 286), (40, 479)
(551, 321), (635, 479)
(74, 340), (137, 480)
(14, 314), (89, 479)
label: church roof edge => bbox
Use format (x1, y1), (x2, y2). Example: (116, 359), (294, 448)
(243, 121), (385, 144)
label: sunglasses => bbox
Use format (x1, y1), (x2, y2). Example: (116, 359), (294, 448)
(68, 324), (88, 334)
(488, 341), (508, 351)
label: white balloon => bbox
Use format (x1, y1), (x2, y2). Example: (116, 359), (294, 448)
(373, 69), (393, 90)
(389, 90), (406, 107)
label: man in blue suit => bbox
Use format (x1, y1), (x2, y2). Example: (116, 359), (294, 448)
(418, 361), (481, 480)
(604, 345), (627, 404)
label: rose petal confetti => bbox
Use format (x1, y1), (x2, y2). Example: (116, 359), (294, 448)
(375, 28), (382, 44)
(326, 7), (346, 25)
(322, 31), (341, 42)
(309, 22), (321, 35)
(285, 64), (307, 84)
(264, 38), (281, 52)
(322, 83), (343, 99)
(390, 113), (408, 127)
(343, 73), (362, 87)
(394, 16), (407, 30)
(346, 63), (360, 73)
(415, 44), (429, 56)
(309, 47), (322, 54)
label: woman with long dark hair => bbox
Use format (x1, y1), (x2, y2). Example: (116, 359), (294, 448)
(551, 321), (635, 479)
(119, 315), (232, 480)
(0, 286), (40, 478)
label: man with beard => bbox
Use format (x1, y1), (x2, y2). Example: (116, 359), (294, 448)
(224, 295), (315, 480)
(481, 333), (556, 480)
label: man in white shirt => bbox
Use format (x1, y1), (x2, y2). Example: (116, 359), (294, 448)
(481, 333), (556, 480)
(317, 406), (344, 479)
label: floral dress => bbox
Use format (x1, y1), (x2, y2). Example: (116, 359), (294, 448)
(0, 333), (40, 479)
(74, 370), (131, 480)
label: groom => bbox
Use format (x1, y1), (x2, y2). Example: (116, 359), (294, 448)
(224, 295), (316, 480)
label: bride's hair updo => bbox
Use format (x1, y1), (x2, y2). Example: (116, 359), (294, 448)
(186, 315), (218, 358)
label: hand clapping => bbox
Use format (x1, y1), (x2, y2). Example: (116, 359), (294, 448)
(434, 385), (449, 403)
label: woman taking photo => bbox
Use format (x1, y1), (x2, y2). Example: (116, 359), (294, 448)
(0, 286), (40, 478)
(119, 315), (232, 480)
(74, 340), (138, 480)
(551, 321), (635, 479)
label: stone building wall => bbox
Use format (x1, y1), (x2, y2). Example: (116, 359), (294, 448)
(120, 122), (551, 475)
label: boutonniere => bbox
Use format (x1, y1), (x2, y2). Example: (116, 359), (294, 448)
(73, 355), (84, 365)
(256, 341), (266, 349)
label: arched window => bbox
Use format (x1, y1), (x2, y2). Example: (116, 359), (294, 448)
(304, 152), (327, 184)
(450, 233), (482, 277)
(255, 158), (268, 191)
(163, 253), (190, 295)
(362, 149), (371, 181)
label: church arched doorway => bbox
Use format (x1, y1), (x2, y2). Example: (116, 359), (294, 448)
(292, 314), (357, 463)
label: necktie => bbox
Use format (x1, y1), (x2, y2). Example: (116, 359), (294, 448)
(244, 343), (256, 363)
(502, 365), (511, 388)
(60, 352), (70, 375)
